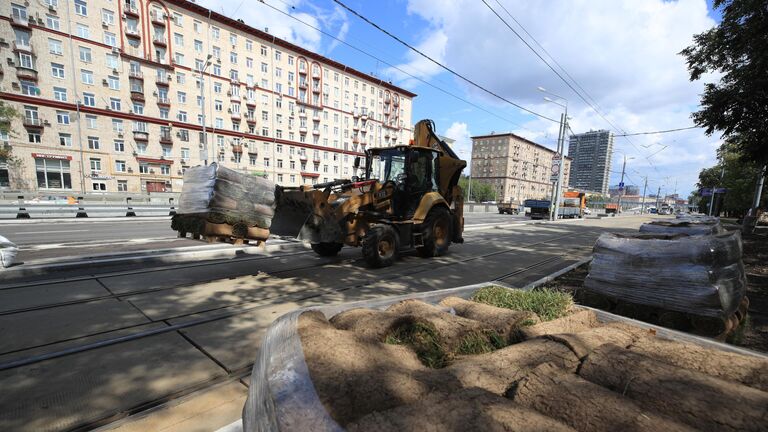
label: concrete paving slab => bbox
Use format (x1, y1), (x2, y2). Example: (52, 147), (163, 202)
(98, 380), (246, 432)
(0, 279), (110, 313)
(0, 299), (150, 355)
(0, 331), (225, 432)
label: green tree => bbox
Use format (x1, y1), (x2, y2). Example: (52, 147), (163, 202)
(0, 101), (18, 160)
(696, 142), (767, 216)
(458, 176), (497, 202)
(680, 0), (768, 165)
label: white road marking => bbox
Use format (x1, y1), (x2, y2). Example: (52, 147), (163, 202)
(13, 229), (91, 235)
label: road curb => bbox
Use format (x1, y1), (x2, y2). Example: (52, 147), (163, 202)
(0, 216), (172, 225)
(0, 240), (308, 281)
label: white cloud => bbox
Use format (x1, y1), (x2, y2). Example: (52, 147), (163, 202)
(443, 121), (472, 163)
(400, 0), (719, 193)
(196, 0), (323, 52)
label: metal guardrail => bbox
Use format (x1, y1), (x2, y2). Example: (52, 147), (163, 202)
(0, 195), (177, 219)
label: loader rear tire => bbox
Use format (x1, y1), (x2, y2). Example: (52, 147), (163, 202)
(311, 242), (343, 257)
(417, 206), (452, 258)
(362, 225), (399, 268)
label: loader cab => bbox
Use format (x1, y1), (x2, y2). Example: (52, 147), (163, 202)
(366, 146), (440, 218)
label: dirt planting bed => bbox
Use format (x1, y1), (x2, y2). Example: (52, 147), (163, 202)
(298, 288), (768, 431)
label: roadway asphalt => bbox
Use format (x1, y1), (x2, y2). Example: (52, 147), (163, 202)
(0, 215), (652, 432)
(0, 213), (528, 262)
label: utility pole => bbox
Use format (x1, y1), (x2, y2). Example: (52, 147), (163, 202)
(751, 164), (766, 211)
(656, 186), (661, 210)
(552, 112), (567, 221)
(709, 166), (725, 216)
(548, 115), (565, 220)
(617, 155), (627, 213)
(640, 176), (648, 214)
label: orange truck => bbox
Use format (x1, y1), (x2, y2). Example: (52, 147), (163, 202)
(604, 203), (619, 215)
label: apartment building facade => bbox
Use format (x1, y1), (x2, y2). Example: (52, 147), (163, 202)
(470, 133), (571, 204)
(567, 130), (613, 195)
(0, 0), (414, 194)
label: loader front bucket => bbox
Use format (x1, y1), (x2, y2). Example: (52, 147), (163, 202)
(270, 187), (317, 238)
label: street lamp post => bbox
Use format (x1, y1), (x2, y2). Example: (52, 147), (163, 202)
(199, 55), (213, 165)
(616, 154), (634, 213)
(539, 87), (568, 221)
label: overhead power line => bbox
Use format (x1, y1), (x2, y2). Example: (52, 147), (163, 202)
(481, 0), (658, 169)
(614, 126), (699, 137)
(257, 1), (531, 130)
(331, 0), (559, 123)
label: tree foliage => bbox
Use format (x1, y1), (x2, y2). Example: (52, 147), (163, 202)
(0, 101), (19, 162)
(458, 176), (497, 202)
(696, 142), (766, 216)
(680, 0), (768, 164)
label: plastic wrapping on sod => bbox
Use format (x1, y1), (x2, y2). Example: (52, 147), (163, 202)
(294, 287), (768, 432)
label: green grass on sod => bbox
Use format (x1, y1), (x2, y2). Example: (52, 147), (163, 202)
(385, 321), (448, 369)
(471, 286), (574, 322)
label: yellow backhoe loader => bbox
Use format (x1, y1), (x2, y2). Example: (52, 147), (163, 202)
(270, 119), (466, 267)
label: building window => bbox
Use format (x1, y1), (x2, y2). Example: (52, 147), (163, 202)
(59, 133), (72, 147)
(102, 9), (114, 25)
(160, 165), (170, 175)
(178, 111), (187, 122)
(81, 69), (93, 85)
(137, 143), (147, 154)
(106, 53), (118, 69)
(74, 0), (87, 16)
(48, 38), (62, 55)
(117, 180), (128, 192)
(51, 63), (65, 78)
(52, 87), (67, 101)
(79, 46), (92, 63)
(46, 14), (60, 30)
(106, 75), (119, 90)
(89, 158), (101, 172)
(77, 24), (89, 39)
(20, 81), (37, 96)
(83, 93), (96, 107)
(36, 158), (72, 189)
(112, 119), (124, 133)
(28, 132), (42, 143)
(87, 136), (100, 150)
(56, 111), (70, 125)
(85, 115), (97, 129)
(139, 163), (149, 174)
(115, 160), (126, 172)
(114, 140), (124, 152)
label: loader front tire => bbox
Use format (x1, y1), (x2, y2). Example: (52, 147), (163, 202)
(311, 242), (343, 257)
(417, 206), (452, 258)
(362, 225), (399, 268)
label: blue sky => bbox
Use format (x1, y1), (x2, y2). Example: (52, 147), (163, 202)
(201, 0), (724, 197)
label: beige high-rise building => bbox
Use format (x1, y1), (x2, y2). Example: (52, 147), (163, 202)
(1, 0), (414, 194)
(471, 133), (571, 204)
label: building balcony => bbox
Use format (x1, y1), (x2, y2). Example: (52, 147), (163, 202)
(299, 127), (308, 134)
(157, 97), (171, 106)
(384, 131), (390, 139)
(230, 77), (240, 85)
(299, 154), (308, 161)
(230, 112), (241, 120)
(352, 125), (359, 131)
(12, 40), (33, 53)
(231, 144), (243, 153)
(393, 96), (400, 106)
(245, 99), (256, 107)
(156, 74), (170, 86)
(125, 28), (141, 39)
(352, 137), (359, 144)
(10, 15), (30, 28)
(298, 64), (307, 74)
(312, 157), (321, 163)
(312, 86), (321, 94)
(301, 172), (320, 178)
(159, 132), (173, 144)
(298, 82), (308, 89)
(130, 90), (145, 101)
(360, 128), (367, 134)
(384, 93), (391, 103)
(352, 109), (360, 118)
(229, 93), (241, 102)
(298, 111), (307, 118)
(22, 116), (44, 128)
(16, 66), (38, 81)
(124, 5), (140, 17)
(311, 68), (321, 79)
(129, 70), (144, 80)
(312, 129), (320, 135)
(150, 11), (166, 26)
(245, 115), (256, 124)
(133, 130), (149, 141)
(152, 37), (167, 47)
